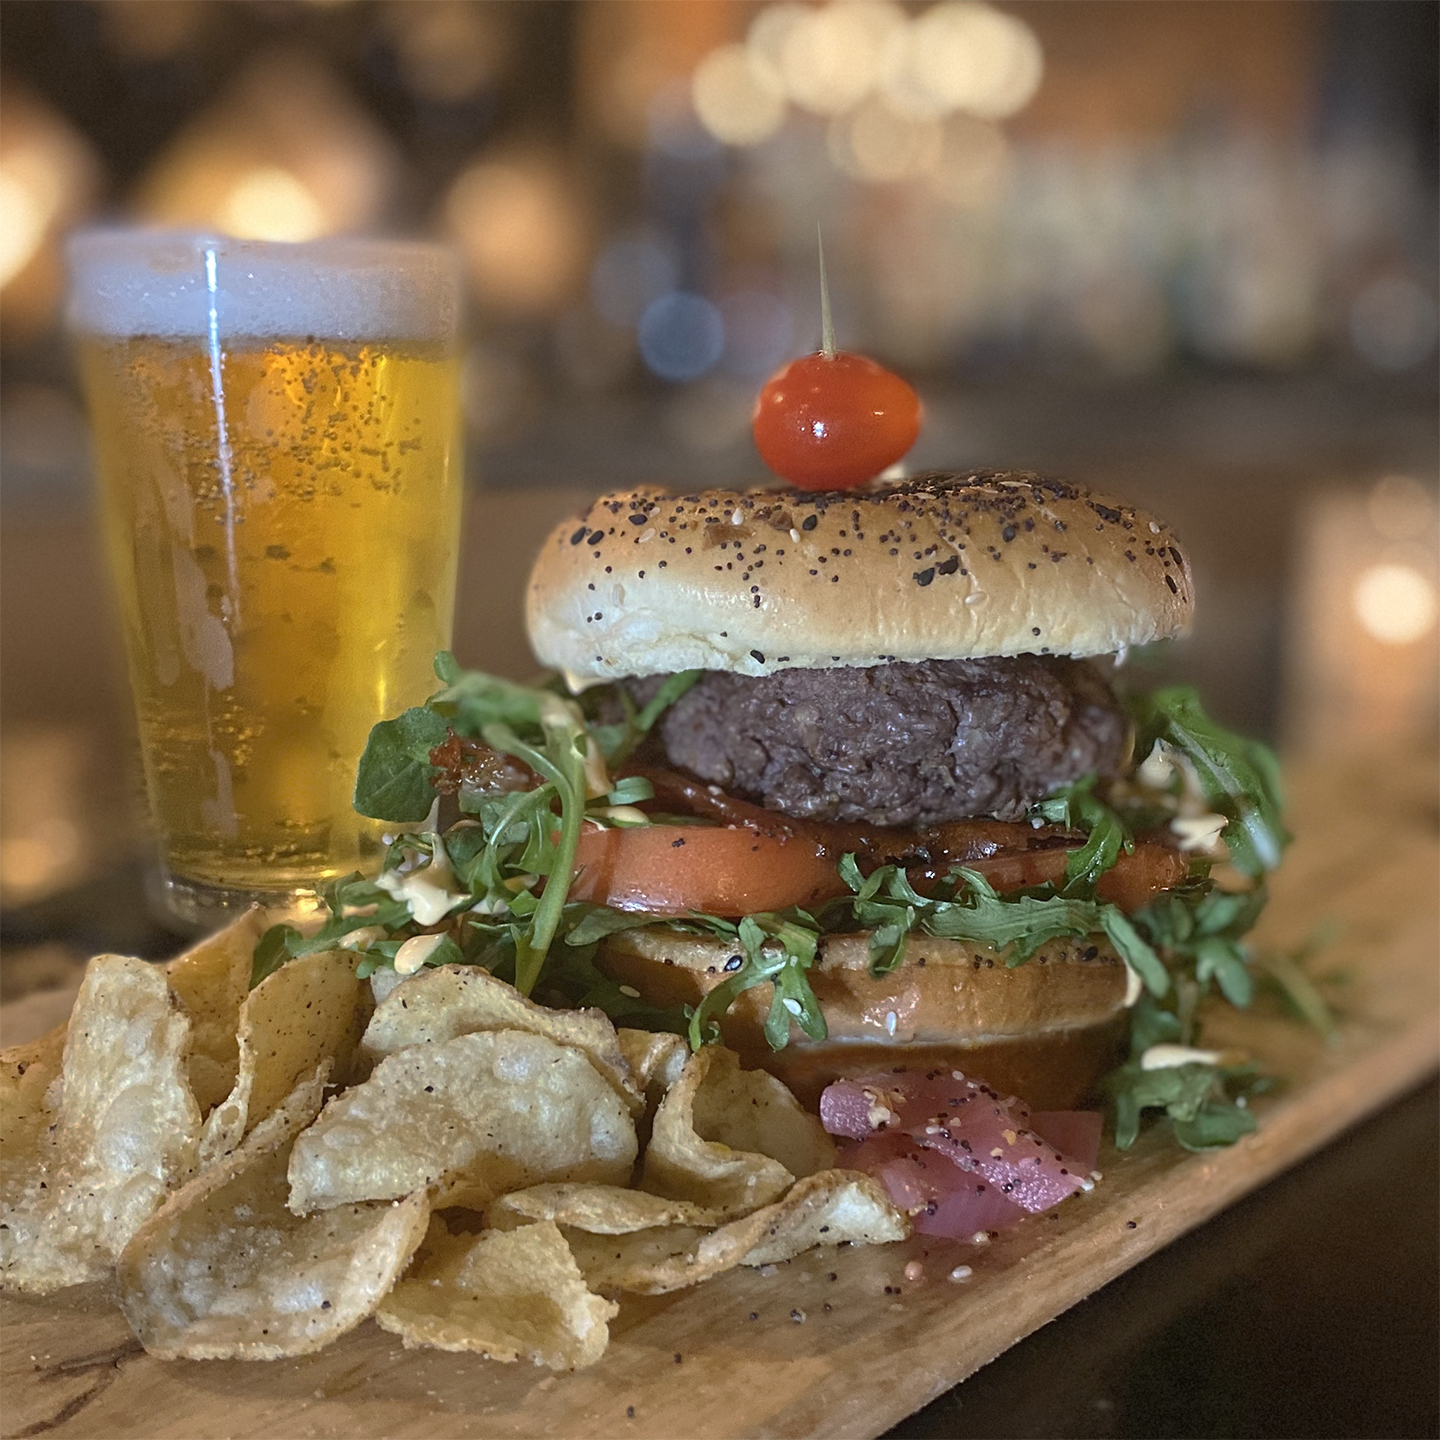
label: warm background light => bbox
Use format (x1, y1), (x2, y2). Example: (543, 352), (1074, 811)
(896, 1), (1044, 121)
(830, 98), (943, 183)
(777, 1), (901, 116)
(217, 166), (328, 243)
(692, 43), (787, 146)
(1352, 563), (1439, 647)
(445, 154), (588, 316)
(0, 87), (98, 342)
(1283, 478), (1440, 755)
(133, 51), (395, 239)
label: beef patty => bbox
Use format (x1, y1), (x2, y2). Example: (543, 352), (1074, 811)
(644, 657), (1128, 827)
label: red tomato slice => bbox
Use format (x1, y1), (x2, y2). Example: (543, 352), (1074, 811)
(965, 841), (1187, 913)
(569, 824), (847, 917)
(568, 824), (1185, 919)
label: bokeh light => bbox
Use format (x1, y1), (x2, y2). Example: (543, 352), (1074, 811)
(100, 0), (204, 62)
(885, 2), (1044, 121)
(778, 1), (906, 117)
(638, 292), (725, 381)
(693, 43), (787, 147)
(381, 0), (507, 104)
(747, 4), (810, 90)
(446, 155), (587, 315)
(134, 52), (394, 240)
(217, 167), (328, 243)
(1352, 563), (1439, 646)
(830, 97), (943, 183)
(0, 169), (51, 289)
(0, 87), (98, 341)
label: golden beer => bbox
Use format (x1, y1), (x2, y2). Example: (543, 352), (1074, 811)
(70, 234), (462, 921)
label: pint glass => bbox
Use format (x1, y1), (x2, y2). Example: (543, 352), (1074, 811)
(68, 232), (463, 925)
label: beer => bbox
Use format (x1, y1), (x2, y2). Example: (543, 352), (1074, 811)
(70, 234), (462, 921)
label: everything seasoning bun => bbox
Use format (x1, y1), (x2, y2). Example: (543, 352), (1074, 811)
(527, 470), (1194, 688)
(518, 469), (1200, 1106)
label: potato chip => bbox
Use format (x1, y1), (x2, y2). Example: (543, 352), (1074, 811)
(487, 1183), (721, 1234)
(1, 955), (201, 1293)
(0, 1023), (67, 1245)
(567, 1170), (908, 1295)
(641, 1047), (835, 1216)
(165, 910), (266, 1112)
(359, 965), (640, 1112)
(199, 948), (372, 1168)
(376, 1217), (617, 1369)
(616, 1028), (688, 1096)
(117, 1068), (430, 1360)
(287, 1030), (638, 1214)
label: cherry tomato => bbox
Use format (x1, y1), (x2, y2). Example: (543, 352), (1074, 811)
(568, 824), (848, 917)
(753, 350), (921, 491)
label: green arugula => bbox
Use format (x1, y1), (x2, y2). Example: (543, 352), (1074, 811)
(686, 910), (828, 1051)
(828, 855), (1170, 999)
(1127, 686), (1289, 878)
(1029, 775), (1134, 895)
(253, 658), (1296, 1159)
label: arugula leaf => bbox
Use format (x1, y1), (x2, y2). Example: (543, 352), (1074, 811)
(1128, 686), (1289, 877)
(250, 923), (296, 988)
(589, 670), (703, 765)
(687, 913), (827, 1051)
(536, 941), (689, 1032)
(833, 860), (1168, 999)
(1107, 1059), (1255, 1151)
(1030, 775), (1134, 895)
(1252, 922), (1344, 1040)
(1172, 1100), (1258, 1151)
(353, 707), (450, 821)
(563, 905), (669, 947)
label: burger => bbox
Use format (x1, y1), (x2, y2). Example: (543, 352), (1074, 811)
(305, 462), (1282, 1158)
(521, 469), (1202, 1110)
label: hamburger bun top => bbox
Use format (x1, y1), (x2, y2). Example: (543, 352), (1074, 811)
(527, 470), (1193, 687)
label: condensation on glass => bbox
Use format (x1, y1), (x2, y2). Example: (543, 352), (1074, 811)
(68, 231), (464, 926)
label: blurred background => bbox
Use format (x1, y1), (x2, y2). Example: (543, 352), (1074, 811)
(0, 0), (1436, 975)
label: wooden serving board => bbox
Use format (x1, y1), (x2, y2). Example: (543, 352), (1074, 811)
(3, 751), (1436, 1440)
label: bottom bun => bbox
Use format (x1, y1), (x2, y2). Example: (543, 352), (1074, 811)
(596, 929), (1132, 1110)
(746, 1027), (1127, 1112)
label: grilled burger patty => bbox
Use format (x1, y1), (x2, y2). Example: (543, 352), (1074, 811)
(630, 655), (1129, 828)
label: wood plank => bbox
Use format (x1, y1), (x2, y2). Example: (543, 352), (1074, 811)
(3, 752), (1436, 1440)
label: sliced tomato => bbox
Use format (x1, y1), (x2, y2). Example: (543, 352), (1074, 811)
(569, 822), (1185, 919)
(569, 824), (847, 917)
(962, 840), (1188, 913)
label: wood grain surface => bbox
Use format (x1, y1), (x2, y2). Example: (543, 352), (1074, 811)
(2, 751), (1436, 1440)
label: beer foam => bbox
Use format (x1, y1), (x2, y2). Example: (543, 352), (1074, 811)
(67, 231), (460, 342)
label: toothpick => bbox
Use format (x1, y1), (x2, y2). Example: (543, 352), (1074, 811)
(818, 224), (835, 360)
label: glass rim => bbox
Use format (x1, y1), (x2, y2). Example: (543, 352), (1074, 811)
(66, 226), (459, 271)
(65, 226), (461, 343)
